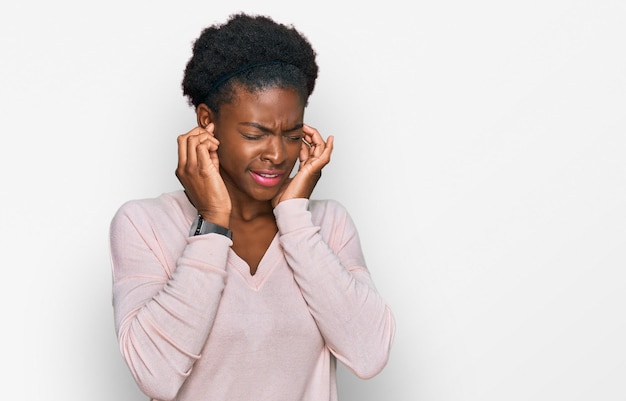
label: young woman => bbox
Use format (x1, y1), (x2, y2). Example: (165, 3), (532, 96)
(110, 13), (395, 401)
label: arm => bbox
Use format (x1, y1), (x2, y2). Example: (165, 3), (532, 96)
(110, 201), (230, 401)
(110, 124), (233, 399)
(274, 198), (396, 379)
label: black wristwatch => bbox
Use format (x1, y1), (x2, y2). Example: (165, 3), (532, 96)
(189, 215), (233, 240)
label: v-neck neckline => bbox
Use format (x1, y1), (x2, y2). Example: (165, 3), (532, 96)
(228, 233), (280, 290)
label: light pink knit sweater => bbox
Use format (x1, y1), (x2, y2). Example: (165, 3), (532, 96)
(110, 190), (395, 401)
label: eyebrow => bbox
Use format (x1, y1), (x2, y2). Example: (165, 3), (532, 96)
(239, 122), (304, 134)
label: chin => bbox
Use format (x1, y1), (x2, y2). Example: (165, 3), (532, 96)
(248, 187), (280, 202)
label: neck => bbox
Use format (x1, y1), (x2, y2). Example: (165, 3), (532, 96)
(230, 199), (274, 222)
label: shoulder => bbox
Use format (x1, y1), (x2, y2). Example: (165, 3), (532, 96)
(111, 190), (193, 229)
(309, 198), (358, 234)
(306, 199), (365, 257)
(309, 198), (348, 219)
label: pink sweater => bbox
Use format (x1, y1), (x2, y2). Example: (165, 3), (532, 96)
(110, 190), (395, 401)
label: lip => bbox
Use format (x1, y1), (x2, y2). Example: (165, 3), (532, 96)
(249, 169), (286, 187)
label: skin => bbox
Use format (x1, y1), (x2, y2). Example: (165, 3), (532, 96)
(176, 85), (334, 274)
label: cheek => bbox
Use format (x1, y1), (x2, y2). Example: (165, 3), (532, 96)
(217, 140), (259, 165)
(287, 141), (303, 157)
(216, 141), (239, 167)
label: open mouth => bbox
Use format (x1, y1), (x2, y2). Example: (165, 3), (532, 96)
(250, 170), (284, 186)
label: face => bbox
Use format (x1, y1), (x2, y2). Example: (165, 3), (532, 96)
(211, 86), (306, 203)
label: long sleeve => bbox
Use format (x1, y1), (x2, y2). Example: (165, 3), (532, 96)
(274, 198), (396, 379)
(109, 198), (232, 400)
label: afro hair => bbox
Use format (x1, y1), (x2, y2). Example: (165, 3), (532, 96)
(182, 13), (319, 112)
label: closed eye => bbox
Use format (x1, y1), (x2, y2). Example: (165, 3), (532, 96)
(241, 133), (264, 140)
(285, 134), (303, 142)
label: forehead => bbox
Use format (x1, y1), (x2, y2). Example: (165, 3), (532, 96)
(231, 84), (304, 104)
(220, 86), (305, 122)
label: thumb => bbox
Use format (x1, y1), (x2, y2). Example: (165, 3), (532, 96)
(272, 177), (293, 208)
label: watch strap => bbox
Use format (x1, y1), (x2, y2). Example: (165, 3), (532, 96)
(190, 215), (233, 239)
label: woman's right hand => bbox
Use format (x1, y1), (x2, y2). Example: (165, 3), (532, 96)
(175, 124), (232, 227)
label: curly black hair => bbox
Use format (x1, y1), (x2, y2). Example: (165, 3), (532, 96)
(182, 13), (318, 113)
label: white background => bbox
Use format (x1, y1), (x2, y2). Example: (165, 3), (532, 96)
(1, 1), (625, 400)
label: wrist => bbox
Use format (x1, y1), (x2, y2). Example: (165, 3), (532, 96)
(190, 215), (233, 239)
(197, 210), (230, 228)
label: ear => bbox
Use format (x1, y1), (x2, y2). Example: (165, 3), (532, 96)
(196, 104), (216, 128)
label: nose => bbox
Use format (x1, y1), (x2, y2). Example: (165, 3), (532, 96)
(260, 135), (286, 164)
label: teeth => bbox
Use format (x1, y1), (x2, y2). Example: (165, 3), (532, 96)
(259, 173), (278, 178)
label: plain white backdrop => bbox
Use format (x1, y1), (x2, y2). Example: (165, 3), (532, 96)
(1, 0), (625, 400)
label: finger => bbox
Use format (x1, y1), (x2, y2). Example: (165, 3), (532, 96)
(320, 135), (334, 162)
(302, 123), (318, 134)
(177, 127), (204, 170)
(299, 138), (310, 164)
(195, 124), (219, 159)
(185, 132), (203, 169)
(302, 124), (320, 144)
(196, 141), (219, 176)
(177, 133), (188, 170)
(306, 135), (334, 173)
(200, 135), (220, 149)
(206, 122), (215, 136)
(303, 126), (329, 158)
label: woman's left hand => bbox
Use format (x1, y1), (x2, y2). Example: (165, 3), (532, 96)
(272, 124), (334, 207)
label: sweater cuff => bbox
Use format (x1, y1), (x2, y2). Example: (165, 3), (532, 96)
(274, 198), (313, 234)
(181, 233), (232, 272)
